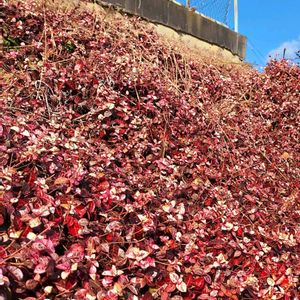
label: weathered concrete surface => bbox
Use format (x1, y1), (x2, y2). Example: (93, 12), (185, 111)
(154, 24), (243, 64)
(96, 0), (247, 59)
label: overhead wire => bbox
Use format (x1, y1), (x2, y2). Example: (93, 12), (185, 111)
(247, 38), (267, 67)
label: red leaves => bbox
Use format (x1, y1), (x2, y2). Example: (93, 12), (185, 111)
(0, 247), (7, 259)
(96, 180), (110, 191)
(65, 216), (80, 237)
(0, 212), (5, 227)
(0, 0), (299, 299)
(34, 257), (50, 274)
(27, 168), (37, 188)
(193, 277), (206, 290)
(105, 233), (114, 242)
(236, 227), (243, 237)
(67, 243), (85, 262)
(141, 292), (154, 300)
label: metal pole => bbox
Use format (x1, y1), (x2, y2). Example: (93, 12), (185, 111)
(234, 0), (238, 32)
(186, 0), (190, 8)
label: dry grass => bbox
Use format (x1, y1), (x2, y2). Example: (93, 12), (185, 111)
(3, 0), (252, 116)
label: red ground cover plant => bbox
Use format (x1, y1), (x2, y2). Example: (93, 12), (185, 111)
(0, 0), (299, 299)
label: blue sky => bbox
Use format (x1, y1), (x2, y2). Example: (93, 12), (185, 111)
(177, 1), (300, 68)
(239, 0), (300, 68)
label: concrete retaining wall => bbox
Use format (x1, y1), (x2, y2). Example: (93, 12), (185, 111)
(96, 0), (247, 59)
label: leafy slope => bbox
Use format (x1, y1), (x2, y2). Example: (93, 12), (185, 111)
(0, 1), (300, 299)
